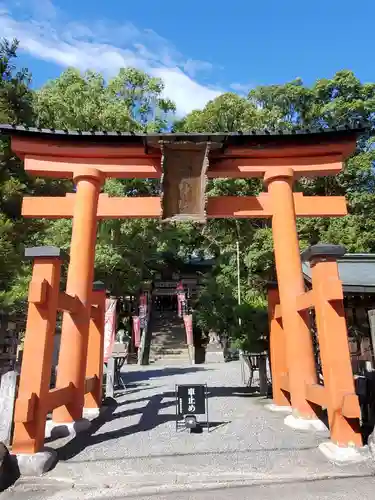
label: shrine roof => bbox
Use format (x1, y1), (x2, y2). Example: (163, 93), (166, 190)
(0, 122), (367, 148)
(302, 253), (375, 294)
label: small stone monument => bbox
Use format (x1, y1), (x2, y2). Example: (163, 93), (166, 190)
(205, 330), (224, 363)
(0, 370), (19, 445)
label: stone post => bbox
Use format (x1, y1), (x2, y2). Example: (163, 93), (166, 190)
(0, 371), (19, 445)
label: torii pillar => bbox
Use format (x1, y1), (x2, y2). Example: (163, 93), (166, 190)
(53, 167), (103, 423)
(265, 167), (323, 429)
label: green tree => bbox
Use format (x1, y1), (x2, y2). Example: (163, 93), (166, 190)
(174, 92), (271, 132)
(32, 67), (180, 297)
(181, 71), (375, 353)
(34, 67), (176, 132)
(0, 38), (38, 313)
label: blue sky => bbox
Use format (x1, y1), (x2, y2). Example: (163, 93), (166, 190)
(1, 0), (375, 115)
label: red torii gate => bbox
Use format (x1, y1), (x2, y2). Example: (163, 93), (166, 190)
(0, 123), (366, 463)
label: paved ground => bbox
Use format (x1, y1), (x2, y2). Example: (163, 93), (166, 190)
(2, 360), (375, 499)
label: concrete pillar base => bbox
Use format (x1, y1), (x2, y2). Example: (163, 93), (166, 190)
(14, 448), (57, 476)
(187, 345), (195, 365)
(319, 441), (371, 463)
(368, 429), (375, 459)
(265, 403), (292, 413)
(45, 418), (91, 440)
(284, 413), (328, 432)
(83, 407), (101, 419)
(205, 351), (225, 363)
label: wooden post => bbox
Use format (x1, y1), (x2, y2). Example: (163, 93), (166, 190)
(264, 168), (318, 419)
(12, 247), (63, 454)
(54, 168), (103, 423)
(302, 244), (362, 447)
(84, 282), (106, 411)
(267, 284), (289, 406)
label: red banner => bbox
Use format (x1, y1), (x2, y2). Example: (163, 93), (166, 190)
(139, 294), (147, 307)
(177, 295), (182, 317)
(133, 316), (141, 347)
(103, 298), (117, 363)
(176, 281), (185, 318)
(183, 314), (193, 345)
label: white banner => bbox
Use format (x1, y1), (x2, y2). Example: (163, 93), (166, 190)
(103, 298), (117, 363)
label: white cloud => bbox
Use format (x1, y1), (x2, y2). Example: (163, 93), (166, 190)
(152, 68), (219, 116)
(0, 0), (223, 115)
(230, 82), (253, 95)
(183, 59), (214, 78)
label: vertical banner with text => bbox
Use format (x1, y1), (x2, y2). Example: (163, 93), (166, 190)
(176, 281), (186, 318)
(133, 316), (141, 347)
(103, 298), (117, 363)
(183, 314), (194, 346)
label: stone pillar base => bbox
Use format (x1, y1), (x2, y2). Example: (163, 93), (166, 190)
(45, 418), (91, 440)
(205, 350), (225, 363)
(368, 429), (375, 459)
(187, 345), (195, 365)
(319, 441), (371, 463)
(265, 403), (292, 413)
(284, 413), (328, 432)
(83, 407), (101, 419)
(205, 342), (224, 364)
(15, 448), (57, 476)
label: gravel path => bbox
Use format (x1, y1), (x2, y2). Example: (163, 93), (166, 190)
(3, 361), (375, 498)
(48, 361), (373, 485)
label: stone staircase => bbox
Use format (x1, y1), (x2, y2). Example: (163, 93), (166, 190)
(149, 310), (189, 364)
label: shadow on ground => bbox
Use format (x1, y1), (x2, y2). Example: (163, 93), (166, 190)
(52, 381), (262, 463)
(124, 366), (207, 386)
(207, 386), (268, 399)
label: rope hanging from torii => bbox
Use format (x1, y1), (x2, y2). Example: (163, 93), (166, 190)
(159, 141), (210, 223)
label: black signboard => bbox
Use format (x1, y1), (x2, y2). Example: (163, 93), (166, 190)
(175, 384), (209, 432)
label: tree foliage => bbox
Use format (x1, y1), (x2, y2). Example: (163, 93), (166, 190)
(34, 67), (176, 132)
(0, 38), (37, 313)
(1, 38), (375, 355)
(177, 72), (375, 351)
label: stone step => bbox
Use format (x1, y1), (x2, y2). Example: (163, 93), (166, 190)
(152, 347), (187, 350)
(152, 354), (190, 359)
(152, 342), (187, 346)
(152, 347), (188, 352)
(150, 354), (189, 359)
(151, 347), (188, 350)
(148, 315), (188, 362)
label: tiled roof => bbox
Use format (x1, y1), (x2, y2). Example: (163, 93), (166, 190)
(0, 122), (368, 146)
(302, 253), (375, 294)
